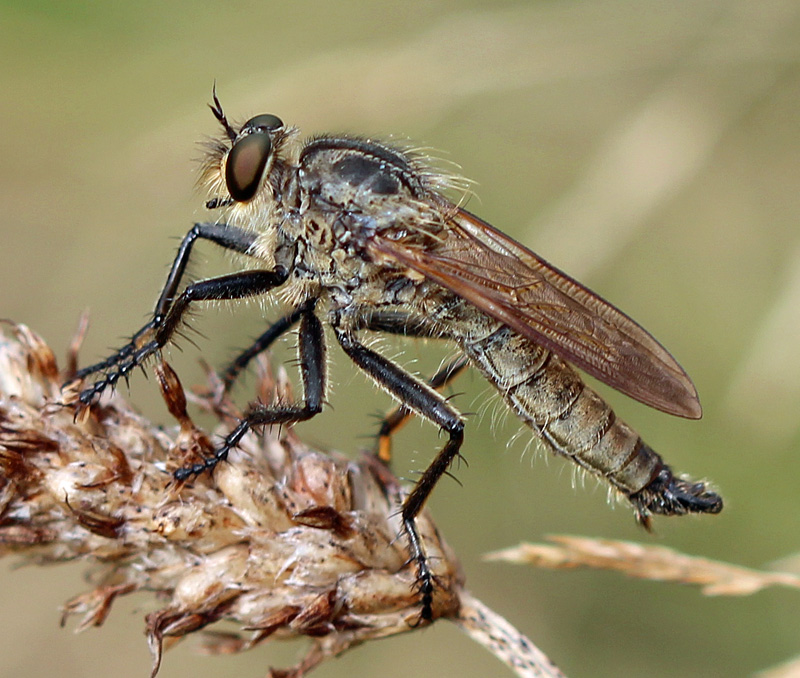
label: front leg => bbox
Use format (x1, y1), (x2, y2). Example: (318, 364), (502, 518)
(76, 268), (288, 407)
(174, 305), (325, 480)
(72, 222), (278, 405)
(335, 326), (465, 622)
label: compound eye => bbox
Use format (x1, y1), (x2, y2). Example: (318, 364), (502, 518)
(225, 131), (272, 202)
(243, 113), (283, 132)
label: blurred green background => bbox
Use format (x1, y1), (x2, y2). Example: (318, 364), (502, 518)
(2, 1), (799, 677)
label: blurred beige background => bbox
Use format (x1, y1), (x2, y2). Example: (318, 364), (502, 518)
(2, 1), (799, 677)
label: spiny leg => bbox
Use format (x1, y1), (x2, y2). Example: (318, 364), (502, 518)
(219, 305), (306, 392)
(72, 222), (269, 403)
(376, 356), (469, 464)
(220, 305), (461, 420)
(219, 304), (427, 400)
(335, 327), (465, 622)
(351, 310), (468, 464)
(77, 268), (288, 407)
(174, 306), (325, 480)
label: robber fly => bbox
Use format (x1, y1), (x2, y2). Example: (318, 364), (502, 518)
(72, 92), (722, 621)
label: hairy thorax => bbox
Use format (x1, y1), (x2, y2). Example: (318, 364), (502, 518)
(261, 136), (454, 327)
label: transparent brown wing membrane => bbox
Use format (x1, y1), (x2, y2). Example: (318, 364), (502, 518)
(371, 208), (701, 419)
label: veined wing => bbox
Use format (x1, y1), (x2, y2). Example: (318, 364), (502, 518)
(370, 207), (701, 419)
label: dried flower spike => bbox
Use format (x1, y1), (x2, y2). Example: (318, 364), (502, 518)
(0, 323), (561, 678)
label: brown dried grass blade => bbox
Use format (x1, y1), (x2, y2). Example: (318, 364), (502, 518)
(486, 535), (800, 596)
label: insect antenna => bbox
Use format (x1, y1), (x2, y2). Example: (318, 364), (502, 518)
(209, 83), (237, 143)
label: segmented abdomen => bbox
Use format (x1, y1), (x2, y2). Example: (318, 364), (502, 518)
(455, 320), (722, 524)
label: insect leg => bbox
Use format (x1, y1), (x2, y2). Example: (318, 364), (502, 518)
(376, 356), (469, 463)
(219, 300), (439, 401)
(174, 306), (325, 480)
(73, 223), (272, 400)
(77, 267), (289, 406)
(335, 327), (465, 622)
(219, 304), (307, 392)
(154, 222), (260, 318)
(357, 310), (469, 464)
(357, 311), (440, 337)
(76, 223), (258, 381)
